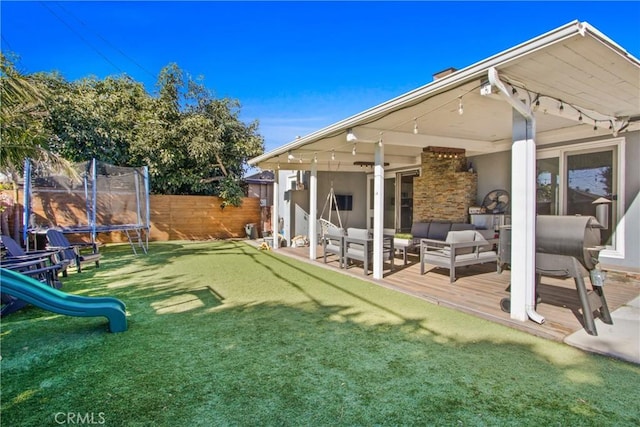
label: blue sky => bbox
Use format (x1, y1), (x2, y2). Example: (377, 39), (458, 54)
(2, 1), (639, 153)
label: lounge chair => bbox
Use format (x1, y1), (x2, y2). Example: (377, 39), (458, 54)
(45, 229), (101, 273)
(1, 255), (65, 316)
(1, 234), (69, 276)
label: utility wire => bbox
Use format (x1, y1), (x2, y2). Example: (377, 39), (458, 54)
(39, 1), (126, 75)
(53, 1), (157, 81)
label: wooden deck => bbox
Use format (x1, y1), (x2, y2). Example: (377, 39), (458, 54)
(277, 244), (640, 342)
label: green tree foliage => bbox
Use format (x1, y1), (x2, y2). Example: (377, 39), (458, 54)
(0, 53), (70, 181)
(28, 60), (264, 203)
(129, 64), (264, 199)
(41, 73), (150, 166)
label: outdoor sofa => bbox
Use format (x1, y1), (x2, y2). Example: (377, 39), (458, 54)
(419, 229), (498, 283)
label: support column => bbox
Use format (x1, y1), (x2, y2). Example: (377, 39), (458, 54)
(373, 141), (385, 279)
(309, 162), (318, 260)
(510, 110), (538, 322)
(272, 171), (279, 251)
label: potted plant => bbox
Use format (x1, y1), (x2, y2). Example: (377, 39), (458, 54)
(393, 233), (413, 248)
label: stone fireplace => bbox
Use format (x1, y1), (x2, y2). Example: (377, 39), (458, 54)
(413, 147), (477, 223)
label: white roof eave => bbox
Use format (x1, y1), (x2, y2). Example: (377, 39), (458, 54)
(249, 20), (635, 168)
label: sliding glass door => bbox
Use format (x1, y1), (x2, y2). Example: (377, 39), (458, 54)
(367, 170), (417, 232)
(537, 140), (621, 248)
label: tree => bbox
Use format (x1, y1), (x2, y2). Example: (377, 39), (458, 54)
(41, 73), (150, 165)
(0, 53), (72, 237)
(130, 63), (264, 201)
(1, 53), (58, 180)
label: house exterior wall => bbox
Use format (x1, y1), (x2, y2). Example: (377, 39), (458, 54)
(605, 130), (639, 273)
(470, 151), (512, 207)
(470, 132), (639, 273)
(247, 182), (273, 206)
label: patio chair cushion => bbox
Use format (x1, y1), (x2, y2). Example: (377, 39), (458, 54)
(450, 223), (475, 231)
(428, 222), (453, 241)
(443, 230), (477, 256)
(346, 228), (369, 252)
(410, 222), (431, 239)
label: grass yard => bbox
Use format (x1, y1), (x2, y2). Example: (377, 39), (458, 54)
(1, 240), (639, 426)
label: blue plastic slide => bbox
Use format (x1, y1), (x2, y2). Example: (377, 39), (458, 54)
(0, 268), (127, 333)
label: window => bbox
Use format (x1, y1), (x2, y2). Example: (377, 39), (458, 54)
(537, 138), (624, 256)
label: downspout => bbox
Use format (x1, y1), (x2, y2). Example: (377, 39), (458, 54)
(488, 68), (545, 325)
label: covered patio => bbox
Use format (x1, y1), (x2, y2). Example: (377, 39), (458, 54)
(249, 22), (640, 333)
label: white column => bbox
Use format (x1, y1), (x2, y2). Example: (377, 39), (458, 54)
(510, 110), (537, 322)
(272, 171), (279, 251)
(373, 141), (385, 279)
(309, 162), (318, 260)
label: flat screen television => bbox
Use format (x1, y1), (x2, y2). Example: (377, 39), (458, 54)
(333, 194), (353, 211)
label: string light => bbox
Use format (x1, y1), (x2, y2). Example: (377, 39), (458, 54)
(352, 144), (357, 156)
(413, 118), (418, 134)
(593, 121), (598, 131)
(578, 111), (583, 122)
(559, 101), (564, 113)
(458, 97), (464, 115)
(313, 153), (318, 163)
(331, 149), (335, 161)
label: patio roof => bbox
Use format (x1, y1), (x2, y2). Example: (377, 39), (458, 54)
(249, 21), (640, 172)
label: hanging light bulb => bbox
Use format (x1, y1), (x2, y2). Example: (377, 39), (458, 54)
(511, 86), (518, 95)
(287, 151), (294, 162)
(413, 118), (418, 134)
(559, 101), (564, 113)
(331, 149), (335, 161)
(578, 112), (583, 122)
(352, 144), (357, 156)
(346, 129), (357, 142)
(593, 121), (598, 131)
(534, 96), (540, 111)
(458, 97), (464, 115)
(378, 133), (383, 147)
(277, 162), (280, 170)
(609, 121), (614, 130)
(313, 153), (318, 163)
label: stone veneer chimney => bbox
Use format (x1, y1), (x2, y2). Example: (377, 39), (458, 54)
(413, 148), (477, 223)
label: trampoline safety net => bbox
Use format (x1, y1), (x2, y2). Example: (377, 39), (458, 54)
(24, 158), (150, 254)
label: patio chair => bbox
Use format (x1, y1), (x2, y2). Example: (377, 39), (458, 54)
(322, 229), (345, 267)
(1, 255), (65, 316)
(420, 230), (497, 283)
(1, 234), (69, 277)
(343, 228), (394, 275)
(45, 229), (101, 273)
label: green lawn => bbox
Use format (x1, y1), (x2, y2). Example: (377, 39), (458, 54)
(2, 241), (639, 426)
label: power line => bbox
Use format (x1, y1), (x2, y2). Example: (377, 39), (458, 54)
(39, 1), (126, 76)
(53, 1), (157, 81)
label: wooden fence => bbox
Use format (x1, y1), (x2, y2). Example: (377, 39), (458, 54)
(0, 190), (262, 244)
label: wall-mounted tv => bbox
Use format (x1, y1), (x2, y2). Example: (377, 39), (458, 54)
(333, 194), (353, 211)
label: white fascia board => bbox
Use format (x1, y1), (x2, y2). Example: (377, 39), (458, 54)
(249, 21), (588, 167)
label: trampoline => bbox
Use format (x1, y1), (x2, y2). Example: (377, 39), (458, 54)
(23, 158), (150, 254)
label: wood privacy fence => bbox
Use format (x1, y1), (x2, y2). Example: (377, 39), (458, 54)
(0, 190), (262, 244)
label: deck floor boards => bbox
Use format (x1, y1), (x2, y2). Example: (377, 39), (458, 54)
(278, 245), (640, 342)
